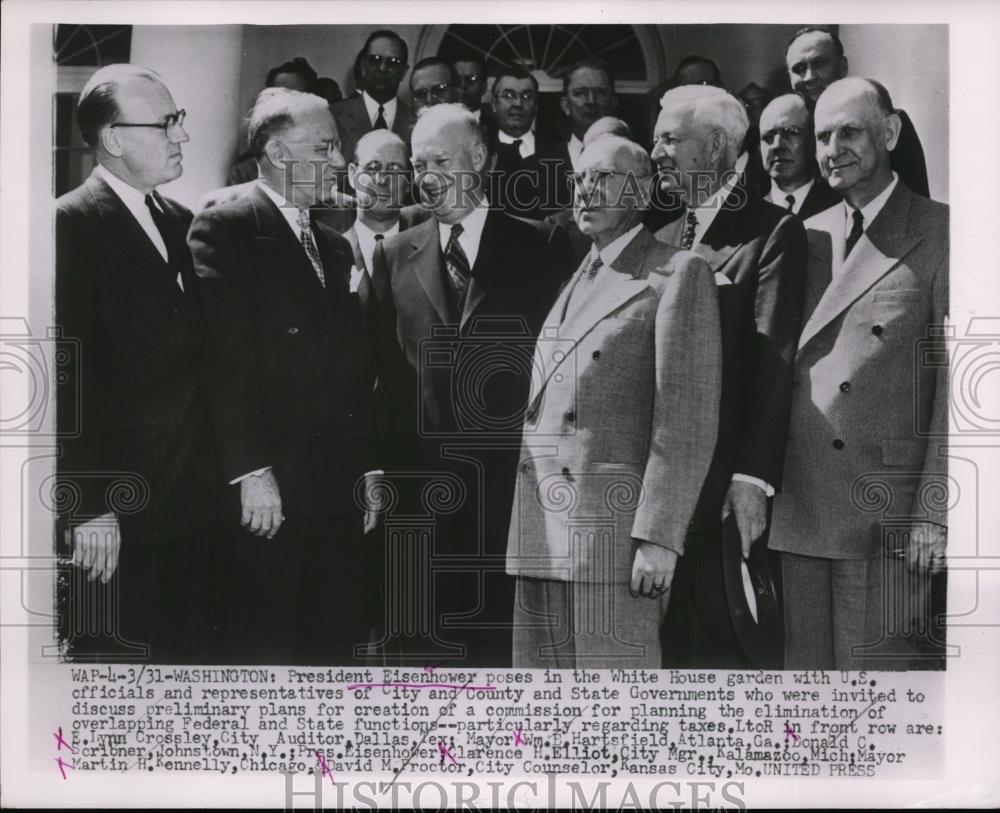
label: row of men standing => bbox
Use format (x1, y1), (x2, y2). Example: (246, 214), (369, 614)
(56, 26), (947, 670)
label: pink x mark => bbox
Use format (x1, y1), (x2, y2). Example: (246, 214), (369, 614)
(513, 728), (525, 747)
(783, 721), (800, 743)
(53, 726), (76, 753)
(437, 740), (459, 766)
(314, 750), (335, 785)
(55, 756), (74, 779)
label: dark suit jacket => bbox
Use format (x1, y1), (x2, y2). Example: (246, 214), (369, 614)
(488, 133), (572, 219)
(656, 178), (808, 529)
(332, 95), (415, 165)
(55, 170), (216, 544)
(369, 210), (573, 549)
(893, 109), (929, 198)
(188, 185), (378, 520)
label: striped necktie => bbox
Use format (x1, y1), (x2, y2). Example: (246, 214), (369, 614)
(296, 208), (326, 288)
(444, 223), (471, 304)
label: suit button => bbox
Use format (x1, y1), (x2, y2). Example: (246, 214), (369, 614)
(840, 381), (851, 393)
(565, 410), (575, 422)
(521, 462), (531, 473)
(592, 350), (601, 360)
(833, 439), (845, 450)
(288, 326), (299, 335)
(871, 324), (884, 337)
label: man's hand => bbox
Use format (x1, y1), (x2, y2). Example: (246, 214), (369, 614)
(72, 513), (121, 583)
(630, 541), (679, 599)
(907, 521), (947, 576)
(722, 480), (768, 558)
(241, 469), (283, 539)
(363, 472), (382, 534)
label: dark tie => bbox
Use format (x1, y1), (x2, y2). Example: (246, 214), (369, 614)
(444, 223), (471, 305)
(679, 209), (699, 250)
(373, 105), (388, 129)
(144, 193), (185, 289)
(512, 138), (523, 158)
(785, 194), (796, 213)
(296, 208), (326, 288)
(845, 208), (864, 258)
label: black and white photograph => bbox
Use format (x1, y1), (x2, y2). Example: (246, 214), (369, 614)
(0, 0), (997, 809)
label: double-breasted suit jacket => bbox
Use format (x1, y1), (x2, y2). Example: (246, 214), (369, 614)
(506, 227), (723, 585)
(770, 181), (949, 560)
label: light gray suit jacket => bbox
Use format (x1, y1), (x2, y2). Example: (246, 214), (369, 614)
(770, 181), (949, 560)
(506, 227), (723, 584)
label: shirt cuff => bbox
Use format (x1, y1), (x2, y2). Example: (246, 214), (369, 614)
(731, 473), (775, 497)
(230, 466), (271, 485)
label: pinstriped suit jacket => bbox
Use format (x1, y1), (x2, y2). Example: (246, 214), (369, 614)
(506, 227), (723, 584)
(770, 181), (949, 560)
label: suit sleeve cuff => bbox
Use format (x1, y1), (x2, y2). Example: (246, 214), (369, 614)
(731, 473), (775, 497)
(230, 466), (271, 485)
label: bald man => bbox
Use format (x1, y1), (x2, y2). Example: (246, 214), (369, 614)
(770, 78), (949, 669)
(759, 93), (840, 219)
(506, 136), (722, 668)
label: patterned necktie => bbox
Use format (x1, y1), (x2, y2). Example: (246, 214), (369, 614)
(584, 254), (603, 282)
(679, 209), (699, 250)
(785, 194), (796, 213)
(374, 105), (388, 130)
(444, 223), (471, 305)
(296, 208), (326, 288)
(844, 209), (864, 258)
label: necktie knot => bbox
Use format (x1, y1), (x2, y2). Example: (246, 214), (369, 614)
(450, 223), (464, 240)
(785, 194), (796, 213)
(296, 208), (311, 231)
(585, 254), (604, 281)
(512, 138), (523, 156)
(845, 208), (865, 258)
(374, 233), (384, 241)
(374, 104), (388, 130)
(679, 209), (699, 250)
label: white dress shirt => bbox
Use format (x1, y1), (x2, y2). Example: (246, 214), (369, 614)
(765, 178), (815, 214)
(438, 198), (490, 267)
(362, 91), (397, 130)
(567, 134), (584, 172)
(684, 151), (750, 249)
(354, 216), (399, 275)
(563, 222), (644, 317)
(498, 128), (536, 159)
(95, 164), (169, 264)
(838, 172), (899, 272)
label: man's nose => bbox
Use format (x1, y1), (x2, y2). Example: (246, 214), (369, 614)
(172, 124), (190, 144)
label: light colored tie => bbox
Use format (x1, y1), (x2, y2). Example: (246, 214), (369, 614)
(296, 208), (326, 288)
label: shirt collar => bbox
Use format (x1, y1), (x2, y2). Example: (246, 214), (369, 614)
(362, 91), (397, 128)
(591, 222), (644, 268)
(257, 179), (306, 237)
(686, 151), (749, 248)
(843, 172), (899, 233)
(354, 216), (399, 274)
(567, 134), (584, 170)
(438, 198), (490, 268)
(766, 177), (815, 213)
(497, 129), (535, 156)
(95, 163), (158, 214)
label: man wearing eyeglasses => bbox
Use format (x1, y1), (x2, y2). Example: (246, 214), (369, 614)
(488, 67), (566, 220)
(189, 88), (381, 665)
(332, 30), (414, 173)
(409, 57), (459, 118)
(651, 84), (808, 669)
(506, 135), (722, 669)
(451, 55), (489, 122)
(759, 93), (841, 220)
(54, 65), (217, 663)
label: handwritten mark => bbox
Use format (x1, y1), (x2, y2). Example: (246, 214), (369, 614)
(422, 659), (449, 673)
(437, 740), (459, 767)
(783, 721), (800, 743)
(53, 726), (76, 753)
(348, 682), (496, 692)
(314, 750), (335, 786)
(54, 755), (74, 779)
(513, 727), (525, 747)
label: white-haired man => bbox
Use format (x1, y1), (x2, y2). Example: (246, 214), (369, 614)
(506, 135), (722, 668)
(370, 104), (573, 667)
(651, 84), (808, 668)
(189, 88), (381, 665)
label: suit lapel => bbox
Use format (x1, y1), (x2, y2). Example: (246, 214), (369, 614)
(344, 226), (366, 272)
(799, 184), (922, 349)
(85, 173), (185, 300)
(460, 210), (504, 329)
(654, 215), (683, 248)
(529, 229), (653, 406)
(408, 219), (454, 324)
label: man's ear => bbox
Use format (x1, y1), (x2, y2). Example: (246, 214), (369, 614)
(883, 111), (902, 152)
(559, 95), (570, 119)
(347, 162), (358, 188)
(471, 140), (489, 173)
(838, 57), (849, 80)
(100, 126), (123, 158)
(263, 139), (286, 170)
(709, 128), (727, 166)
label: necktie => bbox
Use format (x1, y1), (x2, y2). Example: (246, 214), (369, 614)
(679, 209), (699, 250)
(512, 138), (523, 159)
(584, 254), (603, 283)
(374, 105), (388, 129)
(444, 223), (471, 305)
(296, 208), (326, 288)
(785, 194), (796, 213)
(845, 209), (864, 258)
(144, 193), (184, 290)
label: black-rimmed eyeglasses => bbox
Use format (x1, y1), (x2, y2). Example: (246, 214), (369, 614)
(110, 109), (186, 133)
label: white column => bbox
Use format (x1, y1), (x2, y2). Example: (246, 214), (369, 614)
(130, 25), (245, 209)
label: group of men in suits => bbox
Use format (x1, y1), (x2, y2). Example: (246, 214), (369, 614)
(55, 21), (948, 671)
